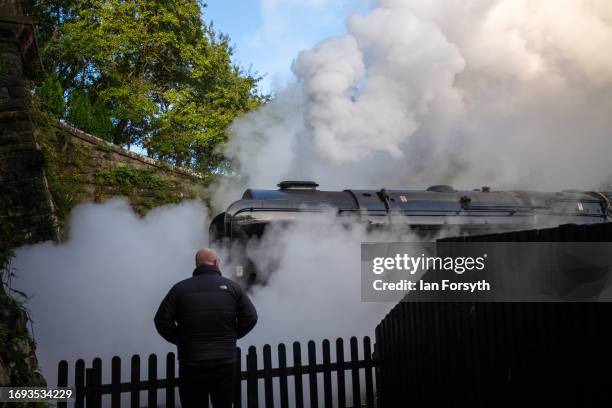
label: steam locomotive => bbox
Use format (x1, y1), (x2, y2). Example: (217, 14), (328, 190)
(210, 181), (612, 282)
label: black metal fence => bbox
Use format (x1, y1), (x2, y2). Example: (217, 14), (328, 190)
(57, 336), (377, 408)
(375, 222), (612, 406)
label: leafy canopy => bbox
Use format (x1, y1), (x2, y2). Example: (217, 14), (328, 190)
(27, 0), (264, 171)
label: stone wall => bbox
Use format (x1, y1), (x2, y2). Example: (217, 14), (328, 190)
(37, 120), (210, 235)
(2, 110), (210, 245)
(0, 11), (57, 248)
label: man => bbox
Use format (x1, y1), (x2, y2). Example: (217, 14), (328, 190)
(155, 248), (258, 407)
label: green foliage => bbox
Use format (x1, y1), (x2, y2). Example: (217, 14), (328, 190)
(0, 236), (46, 389)
(0, 223), (13, 278)
(90, 99), (114, 141)
(27, 0), (265, 173)
(94, 166), (186, 213)
(66, 91), (113, 141)
(0, 292), (47, 389)
(66, 90), (91, 130)
(38, 126), (86, 225)
(94, 166), (167, 191)
(36, 74), (65, 118)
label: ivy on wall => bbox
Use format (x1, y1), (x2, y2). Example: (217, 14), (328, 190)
(0, 224), (46, 392)
(94, 166), (189, 213)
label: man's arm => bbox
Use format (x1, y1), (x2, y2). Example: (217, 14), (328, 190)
(154, 287), (178, 344)
(236, 288), (258, 339)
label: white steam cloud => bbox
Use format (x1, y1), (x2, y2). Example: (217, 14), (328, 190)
(217, 0), (612, 209)
(242, 211), (393, 343)
(13, 200), (209, 383)
(12, 201), (391, 401)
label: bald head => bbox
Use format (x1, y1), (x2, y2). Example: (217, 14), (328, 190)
(195, 248), (220, 268)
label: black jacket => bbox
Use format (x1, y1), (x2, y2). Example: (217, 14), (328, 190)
(154, 265), (258, 362)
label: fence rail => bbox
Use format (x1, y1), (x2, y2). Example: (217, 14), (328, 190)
(57, 336), (377, 408)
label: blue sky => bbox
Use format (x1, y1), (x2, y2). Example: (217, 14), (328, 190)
(204, 0), (374, 94)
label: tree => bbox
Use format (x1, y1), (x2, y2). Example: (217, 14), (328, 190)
(36, 74), (65, 117)
(65, 90), (114, 141)
(26, 0), (263, 171)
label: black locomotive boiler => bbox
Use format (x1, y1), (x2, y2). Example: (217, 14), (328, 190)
(210, 181), (612, 283)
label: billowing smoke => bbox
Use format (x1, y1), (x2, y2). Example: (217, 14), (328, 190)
(215, 0), (612, 209)
(238, 210), (395, 344)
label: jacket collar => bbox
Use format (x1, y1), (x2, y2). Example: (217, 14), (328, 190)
(193, 264), (222, 277)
